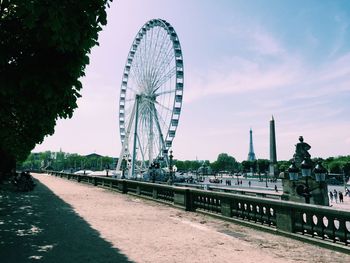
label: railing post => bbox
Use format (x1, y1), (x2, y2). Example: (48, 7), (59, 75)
(174, 188), (194, 211)
(118, 180), (127, 194)
(221, 197), (233, 217)
(276, 205), (295, 233)
(93, 177), (97, 186)
(136, 185), (141, 195)
(185, 189), (194, 211)
(152, 188), (158, 199)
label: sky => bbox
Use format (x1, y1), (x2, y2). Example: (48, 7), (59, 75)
(34, 0), (350, 162)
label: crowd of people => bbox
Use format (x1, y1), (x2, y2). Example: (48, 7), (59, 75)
(12, 171), (35, 192)
(329, 187), (349, 203)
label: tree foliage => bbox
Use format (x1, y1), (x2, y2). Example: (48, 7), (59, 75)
(175, 160), (202, 172)
(0, 0), (112, 176)
(257, 159), (270, 173)
(211, 153), (239, 173)
(20, 151), (115, 172)
(241, 160), (255, 173)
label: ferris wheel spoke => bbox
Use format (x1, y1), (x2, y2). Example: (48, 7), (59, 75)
(149, 32), (172, 81)
(146, 27), (157, 81)
(125, 84), (140, 96)
(148, 28), (163, 77)
(152, 45), (174, 82)
(125, 97), (136, 103)
(154, 100), (173, 112)
(129, 63), (145, 91)
(144, 27), (158, 89)
(132, 41), (148, 90)
(153, 66), (176, 93)
(155, 89), (176, 97)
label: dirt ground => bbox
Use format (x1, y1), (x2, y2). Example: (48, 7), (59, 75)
(1, 174), (349, 263)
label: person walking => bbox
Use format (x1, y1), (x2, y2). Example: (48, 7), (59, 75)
(333, 189), (338, 203)
(274, 185), (278, 192)
(339, 191), (344, 203)
(329, 191), (334, 202)
(248, 181), (251, 187)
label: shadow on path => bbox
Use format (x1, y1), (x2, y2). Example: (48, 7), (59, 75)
(0, 179), (133, 263)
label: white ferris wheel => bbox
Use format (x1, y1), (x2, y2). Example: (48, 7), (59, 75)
(116, 19), (184, 178)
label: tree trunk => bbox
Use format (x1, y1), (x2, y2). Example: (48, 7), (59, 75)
(0, 147), (16, 182)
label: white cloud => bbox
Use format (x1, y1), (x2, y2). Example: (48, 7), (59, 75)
(250, 29), (285, 55)
(185, 53), (303, 103)
(228, 25), (286, 56)
(329, 15), (349, 57)
(346, 137), (350, 145)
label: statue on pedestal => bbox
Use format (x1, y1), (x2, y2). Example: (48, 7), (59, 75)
(293, 136), (311, 167)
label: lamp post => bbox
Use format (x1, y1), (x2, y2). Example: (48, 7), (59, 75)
(284, 136), (328, 205)
(168, 150), (174, 185)
(288, 159), (327, 204)
(300, 159), (312, 203)
(342, 166), (346, 195)
(150, 162), (155, 183)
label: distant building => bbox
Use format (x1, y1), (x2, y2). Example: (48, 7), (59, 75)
(247, 128), (256, 161)
(84, 153), (103, 158)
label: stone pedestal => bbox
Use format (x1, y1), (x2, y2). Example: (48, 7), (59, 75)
(282, 177), (329, 206)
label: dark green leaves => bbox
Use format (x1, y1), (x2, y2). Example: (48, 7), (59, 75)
(0, 0), (112, 165)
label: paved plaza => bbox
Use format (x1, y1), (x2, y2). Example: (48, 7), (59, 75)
(0, 174), (349, 262)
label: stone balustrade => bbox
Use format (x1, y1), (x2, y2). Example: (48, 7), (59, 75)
(45, 171), (350, 253)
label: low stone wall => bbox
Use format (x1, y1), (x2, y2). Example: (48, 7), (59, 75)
(46, 171), (350, 254)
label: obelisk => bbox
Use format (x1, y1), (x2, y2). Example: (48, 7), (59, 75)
(269, 116), (277, 176)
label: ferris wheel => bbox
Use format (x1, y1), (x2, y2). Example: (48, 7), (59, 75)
(116, 19), (184, 178)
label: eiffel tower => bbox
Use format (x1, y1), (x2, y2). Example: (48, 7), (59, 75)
(247, 128), (256, 161)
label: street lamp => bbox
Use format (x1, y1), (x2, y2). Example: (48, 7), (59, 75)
(287, 162), (299, 181)
(313, 162), (327, 182)
(168, 150), (174, 185)
(301, 159), (312, 177)
(149, 162), (155, 183)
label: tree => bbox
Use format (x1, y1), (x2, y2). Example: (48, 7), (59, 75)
(211, 153), (238, 173)
(277, 160), (290, 173)
(0, 0), (112, 178)
(257, 159), (270, 174)
(241, 160), (257, 173)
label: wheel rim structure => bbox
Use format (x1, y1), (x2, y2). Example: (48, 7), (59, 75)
(117, 19), (184, 178)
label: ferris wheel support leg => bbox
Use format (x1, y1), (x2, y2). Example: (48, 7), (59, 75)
(149, 108), (154, 165)
(137, 134), (146, 170)
(151, 104), (169, 166)
(131, 95), (140, 178)
(116, 100), (137, 172)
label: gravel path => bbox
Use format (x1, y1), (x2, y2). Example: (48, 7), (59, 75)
(2, 173), (349, 262)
